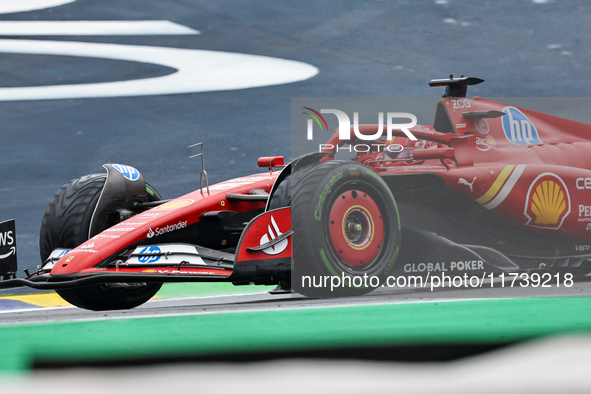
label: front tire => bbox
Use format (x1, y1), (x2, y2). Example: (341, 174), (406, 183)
(291, 161), (401, 297)
(40, 173), (163, 311)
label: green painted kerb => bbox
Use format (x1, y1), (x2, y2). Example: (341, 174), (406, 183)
(2, 297), (591, 374)
(157, 282), (274, 299)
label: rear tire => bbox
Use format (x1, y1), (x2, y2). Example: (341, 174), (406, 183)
(40, 173), (163, 311)
(291, 161), (401, 297)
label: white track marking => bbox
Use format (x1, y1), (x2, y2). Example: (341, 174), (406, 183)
(0, 39), (319, 101)
(0, 296), (489, 326)
(0, 21), (199, 35)
(24, 297), (488, 325)
(0, 305), (76, 314)
(0, 293), (270, 314)
(0, 0), (76, 14)
(145, 292), (273, 304)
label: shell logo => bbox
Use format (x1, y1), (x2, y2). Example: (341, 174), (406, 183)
(524, 174), (570, 230)
(155, 199), (195, 211)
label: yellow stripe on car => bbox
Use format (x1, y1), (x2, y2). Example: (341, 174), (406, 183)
(476, 165), (515, 205)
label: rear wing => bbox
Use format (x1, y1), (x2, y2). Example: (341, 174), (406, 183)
(429, 75), (484, 98)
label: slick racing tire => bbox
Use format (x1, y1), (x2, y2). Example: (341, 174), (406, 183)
(291, 161), (401, 297)
(40, 173), (163, 311)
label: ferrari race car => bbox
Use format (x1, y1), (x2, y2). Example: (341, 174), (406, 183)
(1, 76), (590, 310)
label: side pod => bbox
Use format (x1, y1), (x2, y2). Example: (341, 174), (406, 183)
(231, 207), (292, 286)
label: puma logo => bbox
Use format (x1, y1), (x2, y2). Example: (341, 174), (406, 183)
(458, 177), (476, 192)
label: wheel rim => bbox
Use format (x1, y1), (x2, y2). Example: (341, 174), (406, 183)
(328, 188), (384, 268)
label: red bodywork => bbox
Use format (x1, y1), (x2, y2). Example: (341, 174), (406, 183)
(34, 95), (591, 286)
(51, 173), (279, 277)
(323, 96), (591, 241)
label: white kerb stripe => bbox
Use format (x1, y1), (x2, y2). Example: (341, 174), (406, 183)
(484, 164), (527, 210)
(0, 21), (199, 36)
(0, 0), (76, 15)
(0, 39), (318, 101)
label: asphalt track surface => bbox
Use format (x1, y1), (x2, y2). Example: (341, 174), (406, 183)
(3, 281), (591, 325)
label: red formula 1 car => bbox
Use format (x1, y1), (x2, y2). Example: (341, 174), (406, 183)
(1, 76), (590, 309)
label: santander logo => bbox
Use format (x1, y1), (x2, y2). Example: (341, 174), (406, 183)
(260, 216), (288, 255)
(147, 220), (188, 239)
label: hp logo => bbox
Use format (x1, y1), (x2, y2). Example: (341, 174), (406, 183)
(113, 164), (140, 181)
(501, 107), (542, 145)
(138, 246), (161, 263)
